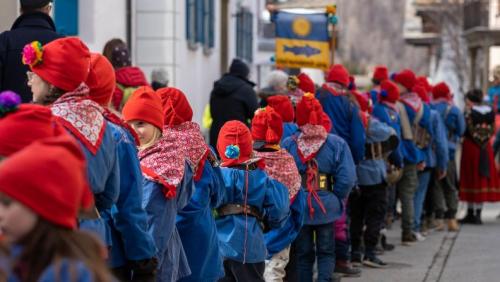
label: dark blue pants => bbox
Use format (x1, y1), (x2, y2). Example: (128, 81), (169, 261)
(295, 223), (335, 282)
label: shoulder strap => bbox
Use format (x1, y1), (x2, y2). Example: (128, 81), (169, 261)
(396, 102), (413, 140)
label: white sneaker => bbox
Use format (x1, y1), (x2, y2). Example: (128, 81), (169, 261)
(413, 231), (426, 242)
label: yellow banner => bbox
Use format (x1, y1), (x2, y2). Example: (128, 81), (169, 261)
(275, 38), (330, 70)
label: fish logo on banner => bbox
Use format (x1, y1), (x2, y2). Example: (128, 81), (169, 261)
(274, 12), (330, 70)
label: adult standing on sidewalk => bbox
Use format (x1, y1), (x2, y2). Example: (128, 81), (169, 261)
(209, 58), (258, 149)
(0, 0), (62, 102)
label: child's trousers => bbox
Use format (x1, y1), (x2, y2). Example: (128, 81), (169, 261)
(264, 245), (291, 282)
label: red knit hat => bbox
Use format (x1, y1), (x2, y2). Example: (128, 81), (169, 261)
(297, 73), (316, 94)
(217, 120), (253, 167)
(0, 135), (94, 229)
(326, 64), (350, 87)
(251, 107), (283, 147)
(22, 37), (91, 91)
(296, 93), (324, 126)
(320, 112), (332, 132)
(0, 92), (65, 157)
(266, 95), (294, 122)
(122, 86), (164, 130)
(392, 69), (417, 91)
(86, 53), (116, 106)
(373, 65), (389, 82)
(380, 80), (400, 103)
(416, 76), (432, 93)
(432, 82), (452, 101)
(156, 87), (193, 127)
(413, 84), (430, 104)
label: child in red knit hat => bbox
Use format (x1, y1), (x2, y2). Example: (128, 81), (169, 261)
(23, 37), (122, 252)
(215, 120), (289, 282)
(250, 107), (305, 282)
(157, 87), (226, 282)
(0, 136), (113, 281)
(123, 87), (195, 281)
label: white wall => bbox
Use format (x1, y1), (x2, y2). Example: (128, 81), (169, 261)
(78, 0), (127, 53)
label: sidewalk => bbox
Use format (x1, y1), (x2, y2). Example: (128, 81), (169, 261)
(344, 203), (500, 282)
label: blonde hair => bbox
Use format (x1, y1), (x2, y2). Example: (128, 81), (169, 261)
(138, 127), (163, 151)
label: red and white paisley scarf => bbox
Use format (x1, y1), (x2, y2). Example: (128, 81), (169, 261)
(296, 124), (328, 163)
(51, 84), (106, 155)
(139, 133), (186, 199)
(400, 92), (423, 113)
(254, 149), (301, 202)
(164, 122), (209, 182)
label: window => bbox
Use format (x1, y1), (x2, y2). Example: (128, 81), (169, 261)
(186, 0), (214, 53)
(236, 8), (253, 63)
(53, 0), (79, 36)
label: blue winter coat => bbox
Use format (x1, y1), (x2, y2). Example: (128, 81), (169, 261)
(421, 110), (449, 170)
(316, 90), (366, 164)
(177, 155), (226, 282)
(356, 117), (396, 186)
(282, 133), (356, 225)
(281, 122), (299, 145)
(372, 103), (404, 168)
(76, 121), (120, 248)
(431, 102), (466, 160)
(399, 103), (432, 164)
(143, 164), (195, 282)
(216, 167), (290, 263)
(264, 189), (306, 258)
(104, 122), (156, 268)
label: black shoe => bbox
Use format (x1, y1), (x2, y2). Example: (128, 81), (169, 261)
(474, 209), (483, 225)
(381, 234), (395, 251)
(363, 255), (388, 268)
(401, 233), (417, 246)
(459, 209), (476, 224)
(335, 261), (361, 277)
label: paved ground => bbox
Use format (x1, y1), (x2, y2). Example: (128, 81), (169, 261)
(344, 203), (500, 282)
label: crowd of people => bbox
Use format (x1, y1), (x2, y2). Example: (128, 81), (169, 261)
(1, 1), (500, 282)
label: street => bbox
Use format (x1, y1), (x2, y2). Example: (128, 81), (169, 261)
(349, 203), (500, 282)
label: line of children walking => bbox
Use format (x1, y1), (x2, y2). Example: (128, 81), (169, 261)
(0, 34), (496, 282)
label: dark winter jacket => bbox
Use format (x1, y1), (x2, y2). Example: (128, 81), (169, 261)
(209, 73), (258, 148)
(0, 12), (62, 102)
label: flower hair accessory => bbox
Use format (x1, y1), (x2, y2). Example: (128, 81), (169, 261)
(0, 91), (21, 118)
(225, 144), (240, 160)
(22, 41), (44, 68)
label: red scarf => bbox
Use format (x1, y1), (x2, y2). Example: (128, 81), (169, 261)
(322, 83), (344, 96)
(51, 84), (106, 155)
(297, 124), (328, 163)
(400, 92), (422, 113)
(139, 134), (186, 199)
(254, 149), (301, 203)
(164, 122), (209, 182)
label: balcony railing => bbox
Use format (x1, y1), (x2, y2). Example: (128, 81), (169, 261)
(463, 0), (489, 30)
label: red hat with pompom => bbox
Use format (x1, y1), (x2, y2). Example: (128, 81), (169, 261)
(416, 76), (432, 93)
(297, 73), (316, 94)
(380, 80), (400, 103)
(251, 106), (283, 148)
(156, 87), (193, 127)
(267, 95), (294, 122)
(413, 84), (430, 104)
(86, 53), (116, 106)
(373, 65), (389, 82)
(296, 93), (324, 126)
(392, 69), (417, 91)
(217, 120), (253, 167)
(0, 135), (94, 229)
(326, 64), (350, 87)
(432, 82), (452, 101)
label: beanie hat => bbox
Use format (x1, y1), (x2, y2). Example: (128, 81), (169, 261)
(296, 93), (324, 126)
(266, 95), (294, 122)
(251, 107), (283, 148)
(392, 69), (417, 91)
(22, 37), (91, 92)
(122, 86), (164, 130)
(432, 82), (452, 101)
(416, 76), (432, 93)
(297, 73), (316, 94)
(0, 91), (64, 157)
(229, 58), (250, 79)
(380, 80), (400, 103)
(373, 65), (389, 82)
(86, 53), (116, 106)
(326, 64), (350, 87)
(157, 87), (193, 127)
(0, 135), (94, 229)
(20, 0), (52, 9)
(217, 120), (253, 167)
(413, 84), (430, 104)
